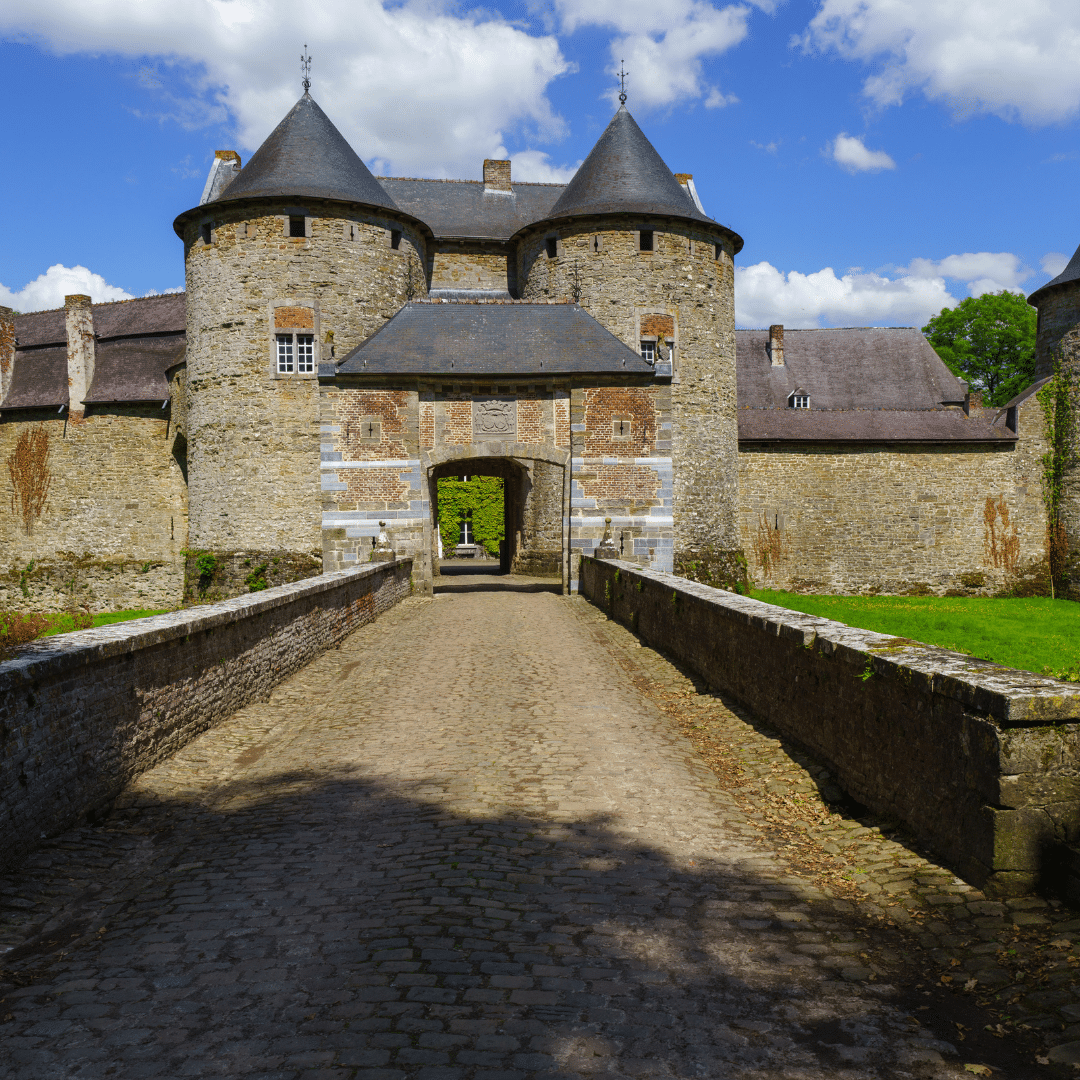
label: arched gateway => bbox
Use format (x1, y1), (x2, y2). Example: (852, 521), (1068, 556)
(425, 443), (571, 593)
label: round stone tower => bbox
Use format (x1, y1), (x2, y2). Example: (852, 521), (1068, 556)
(512, 105), (744, 577)
(1028, 242), (1080, 598)
(173, 93), (431, 583)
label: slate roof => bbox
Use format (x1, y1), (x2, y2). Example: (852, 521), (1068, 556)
(209, 93), (400, 211)
(378, 178), (563, 241)
(334, 301), (654, 376)
(1028, 240), (1080, 305)
(533, 106), (743, 252)
(2, 293), (186, 410)
(736, 327), (1015, 442)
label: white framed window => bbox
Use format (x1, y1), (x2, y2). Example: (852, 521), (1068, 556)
(640, 340), (656, 362)
(789, 392), (810, 409)
(276, 333), (315, 374)
(458, 511), (474, 545)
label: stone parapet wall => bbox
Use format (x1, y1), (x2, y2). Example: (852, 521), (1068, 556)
(1035, 284), (1080, 381)
(581, 556), (1080, 897)
(0, 559), (412, 873)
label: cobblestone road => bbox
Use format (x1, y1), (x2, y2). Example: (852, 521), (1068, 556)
(0, 588), (1057, 1078)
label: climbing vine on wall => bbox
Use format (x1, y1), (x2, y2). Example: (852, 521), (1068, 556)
(1038, 353), (1079, 593)
(6, 425), (52, 536)
(437, 476), (504, 556)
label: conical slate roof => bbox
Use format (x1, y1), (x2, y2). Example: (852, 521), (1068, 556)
(1029, 240), (1080, 305)
(545, 105), (713, 225)
(210, 93), (400, 211)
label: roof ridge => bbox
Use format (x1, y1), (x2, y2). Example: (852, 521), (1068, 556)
(15, 292), (185, 318)
(379, 177), (565, 188)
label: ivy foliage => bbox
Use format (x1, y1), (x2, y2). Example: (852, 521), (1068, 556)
(1038, 354), (1079, 595)
(437, 476), (504, 556)
(922, 291), (1036, 406)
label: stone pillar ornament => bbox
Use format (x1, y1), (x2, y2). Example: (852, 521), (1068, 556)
(595, 517), (619, 560)
(372, 521), (395, 562)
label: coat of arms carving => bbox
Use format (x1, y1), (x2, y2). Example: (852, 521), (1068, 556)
(473, 398), (516, 439)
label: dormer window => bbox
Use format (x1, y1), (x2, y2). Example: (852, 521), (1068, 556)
(789, 392), (810, 409)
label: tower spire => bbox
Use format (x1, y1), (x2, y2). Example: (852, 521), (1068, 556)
(301, 44), (312, 93)
(617, 61), (628, 105)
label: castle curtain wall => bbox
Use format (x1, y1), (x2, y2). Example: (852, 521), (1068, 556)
(737, 395), (1049, 594)
(0, 409), (188, 611)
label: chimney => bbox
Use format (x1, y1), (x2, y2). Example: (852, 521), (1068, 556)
(768, 324), (784, 367)
(674, 172), (706, 214)
(483, 159), (512, 193)
(0, 306), (14, 405)
(200, 150), (242, 205)
(66, 294), (95, 417)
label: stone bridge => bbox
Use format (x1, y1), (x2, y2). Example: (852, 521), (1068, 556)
(1, 577), (1078, 1078)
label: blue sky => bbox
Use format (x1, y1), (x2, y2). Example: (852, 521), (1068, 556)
(1, 0), (1078, 327)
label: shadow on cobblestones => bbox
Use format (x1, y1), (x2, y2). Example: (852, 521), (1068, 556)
(0, 593), (1052, 1078)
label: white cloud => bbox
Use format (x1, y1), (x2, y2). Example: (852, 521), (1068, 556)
(0, 0), (573, 179)
(751, 139), (779, 153)
(901, 251), (1028, 294)
(0, 265), (134, 313)
(555, 0), (752, 110)
(735, 250), (1032, 328)
(829, 132), (896, 173)
(1041, 251), (1070, 277)
(799, 0), (1080, 126)
(505, 150), (581, 184)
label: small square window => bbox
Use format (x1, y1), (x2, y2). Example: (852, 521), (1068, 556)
(390, 230), (402, 250)
(639, 230), (654, 252)
(640, 340), (656, 362)
(789, 393), (810, 409)
(612, 416), (632, 439)
(289, 216), (306, 238)
(545, 236), (558, 259)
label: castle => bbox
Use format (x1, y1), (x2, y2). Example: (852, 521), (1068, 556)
(1, 91), (1076, 609)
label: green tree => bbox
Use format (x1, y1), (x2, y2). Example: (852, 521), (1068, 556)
(922, 290), (1037, 406)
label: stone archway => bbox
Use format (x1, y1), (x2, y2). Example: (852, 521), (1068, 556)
(422, 442), (571, 595)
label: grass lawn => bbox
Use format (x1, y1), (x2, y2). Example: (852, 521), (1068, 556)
(751, 591), (1079, 680)
(41, 609), (170, 636)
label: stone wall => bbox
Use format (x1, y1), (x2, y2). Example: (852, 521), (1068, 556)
(738, 393), (1050, 595)
(514, 458), (563, 576)
(0, 409), (188, 611)
(430, 245), (512, 292)
(0, 559), (412, 873)
(581, 556), (1080, 897)
(181, 199), (428, 565)
(517, 218), (740, 566)
(1034, 283), (1080, 381)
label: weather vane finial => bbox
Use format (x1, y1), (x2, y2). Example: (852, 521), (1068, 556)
(618, 60), (628, 104)
(301, 45), (312, 93)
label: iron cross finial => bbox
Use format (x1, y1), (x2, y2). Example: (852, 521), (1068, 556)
(301, 45), (312, 92)
(618, 61), (628, 104)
